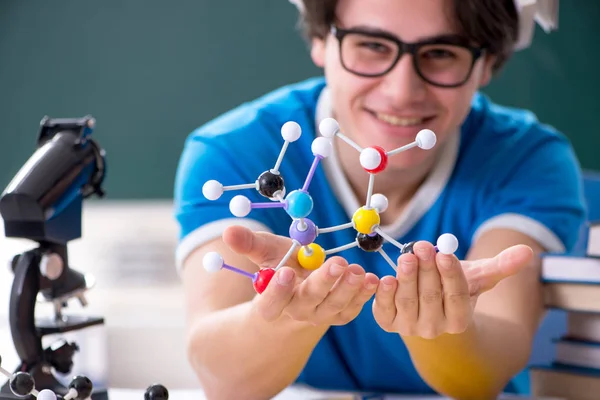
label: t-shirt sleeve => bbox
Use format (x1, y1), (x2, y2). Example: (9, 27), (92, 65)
(173, 127), (282, 273)
(470, 126), (587, 254)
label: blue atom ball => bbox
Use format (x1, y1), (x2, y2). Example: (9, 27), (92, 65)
(285, 190), (313, 219)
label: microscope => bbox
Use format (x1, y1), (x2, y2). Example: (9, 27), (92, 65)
(0, 116), (108, 400)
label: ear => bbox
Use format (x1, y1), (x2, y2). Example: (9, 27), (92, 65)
(310, 37), (326, 68)
(478, 54), (497, 87)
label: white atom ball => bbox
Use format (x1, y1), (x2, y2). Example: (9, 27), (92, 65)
(281, 121), (302, 142)
(318, 118), (339, 138)
(416, 129), (436, 150)
(370, 194), (388, 213)
(229, 195), (252, 217)
(437, 233), (459, 255)
(360, 147), (382, 170)
(37, 390), (57, 400)
(312, 137), (332, 158)
(202, 180), (223, 200)
(203, 252), (224, 272)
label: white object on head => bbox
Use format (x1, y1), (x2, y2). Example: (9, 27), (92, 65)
(37, 390), (58, 400)
(202, 180), (223, 200)
(203, 252), (224, 272)
(370, 194), (388, 213)
(312, 137), (332, 158)
(229, 195), (252, 217)
(281, 121), (302, 142)
(513, 0), (559, 50)
(437, 233), (459, 255)
(359, 147), (382, 170)
(416, 129), (436, 150)
(288, 0), (305, 13)
(318, 118), (339, 138)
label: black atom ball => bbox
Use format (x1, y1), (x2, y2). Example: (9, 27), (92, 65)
(69, 375), (93, 400)
(9, 372), (35, 396)
(145, 384), (169, 400)
(356, 232), (384, 252)
(257, 170), (284, 199)
(401, 241), (416, 254)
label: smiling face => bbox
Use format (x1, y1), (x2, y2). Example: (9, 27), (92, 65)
(311, 0), (496, 170)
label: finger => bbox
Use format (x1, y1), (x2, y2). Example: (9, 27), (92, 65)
(393, 252), (419, 328)
(287, 256), (349, 320)
(412, 241), (444, 335)
(436, 252), (471, 333)
(314, 264), (365, 321)
(337, 272), (379, 323)
(223, 225), (295, 268)
(372, 276), (398, 332)
(252, 267), (297, 321)
(464, 244), (534, 296)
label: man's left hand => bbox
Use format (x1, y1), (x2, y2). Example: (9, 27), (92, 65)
(372, 241), (534, 338)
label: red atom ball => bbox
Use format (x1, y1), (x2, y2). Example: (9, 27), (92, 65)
(364, 146), (388, 174)
(253, 268), (276, 294)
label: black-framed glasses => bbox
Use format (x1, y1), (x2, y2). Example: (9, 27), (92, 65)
(330, 25), (485, 88)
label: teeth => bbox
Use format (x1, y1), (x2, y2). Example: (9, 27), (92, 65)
(376, 113), (424, 126)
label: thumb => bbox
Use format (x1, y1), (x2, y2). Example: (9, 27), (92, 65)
(222, 225), (296, 269)
(463, 244), (534, 296)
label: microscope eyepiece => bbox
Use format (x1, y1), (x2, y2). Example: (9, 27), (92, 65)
(0, 115), (106, 243)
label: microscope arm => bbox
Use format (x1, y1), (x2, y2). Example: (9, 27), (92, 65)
(9, 249), (43, 367)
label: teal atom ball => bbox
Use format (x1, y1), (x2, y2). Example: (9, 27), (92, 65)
(285, 190), (313, 219)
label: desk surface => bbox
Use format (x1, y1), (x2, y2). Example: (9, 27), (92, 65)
(111, 387), (351, 400)
(109, 387), (560, 400)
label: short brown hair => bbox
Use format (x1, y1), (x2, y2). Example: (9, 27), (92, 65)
(296, 0), (520, 72)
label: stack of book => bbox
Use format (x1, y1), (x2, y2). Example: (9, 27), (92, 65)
(530, 221), (600, 399)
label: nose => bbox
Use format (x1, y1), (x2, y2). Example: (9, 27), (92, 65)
(379, 54), (427, 105)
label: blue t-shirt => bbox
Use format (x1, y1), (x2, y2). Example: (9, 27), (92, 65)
(173, 77), (586, 394)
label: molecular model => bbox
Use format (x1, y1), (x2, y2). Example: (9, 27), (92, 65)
(0, 354), (168, 400)
(201, 118), (458, 294)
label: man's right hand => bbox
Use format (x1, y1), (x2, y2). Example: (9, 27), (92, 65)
(222, 225), (380, 326)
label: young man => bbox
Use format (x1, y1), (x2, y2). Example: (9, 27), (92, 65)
(173, 0), (586, 399)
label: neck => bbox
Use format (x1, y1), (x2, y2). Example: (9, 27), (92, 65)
(335, 137), (441, 224)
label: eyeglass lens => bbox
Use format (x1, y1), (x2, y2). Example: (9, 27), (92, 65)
(340, 32), (475, 86)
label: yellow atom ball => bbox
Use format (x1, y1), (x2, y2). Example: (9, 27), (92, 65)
(352, 207), (380, 234)
(298, 243), (326, 270)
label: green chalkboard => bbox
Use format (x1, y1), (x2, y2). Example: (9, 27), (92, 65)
(485, 1), (600, 171)
(0, 1), (597, 199)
